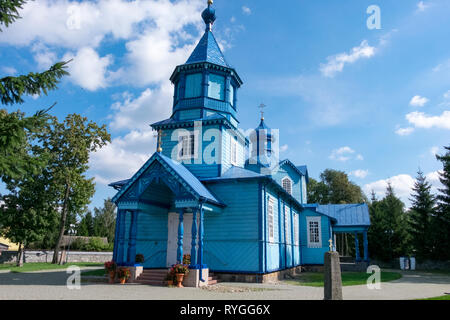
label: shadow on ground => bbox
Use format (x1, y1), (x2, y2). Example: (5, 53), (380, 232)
(0, 269), (104, 286)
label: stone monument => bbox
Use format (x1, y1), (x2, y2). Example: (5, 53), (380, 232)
(324, 239), (343, 300)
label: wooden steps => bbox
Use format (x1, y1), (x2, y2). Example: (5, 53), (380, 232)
(135, 269), (168, 286)
(136, 269), (221, 286)
(208, 272), (220, 285)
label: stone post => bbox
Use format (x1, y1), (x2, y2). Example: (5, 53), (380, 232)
(324, 251), (343, 300)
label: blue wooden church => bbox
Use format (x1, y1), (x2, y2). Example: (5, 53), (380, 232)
(109, 1), (370, 283)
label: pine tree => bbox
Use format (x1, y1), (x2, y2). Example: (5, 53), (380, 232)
(408, 170), (436, 259)
(433, 146), (450, 260)
(368, 184), (410, 261)
(0, 1), (69, 179)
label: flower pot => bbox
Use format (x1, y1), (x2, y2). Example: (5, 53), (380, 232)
(167, 280), (173, 286)
(108, 271), (115, 284)
(120, 278), (127, 285)
(176, 273), (185, 288)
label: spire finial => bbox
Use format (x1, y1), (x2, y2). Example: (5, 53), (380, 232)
(258, 103), (267, 121)
(202, 0), (216, 31)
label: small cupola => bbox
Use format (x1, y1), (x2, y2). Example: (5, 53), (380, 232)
(168, 0), (243, 127)
(247, 106), (276, 170)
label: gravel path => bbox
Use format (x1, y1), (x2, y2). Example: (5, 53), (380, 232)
(0, 268), (448, 300)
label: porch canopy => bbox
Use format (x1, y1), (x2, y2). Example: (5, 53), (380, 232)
(316, 204), (371, 262)
(109, 152), (225, 268)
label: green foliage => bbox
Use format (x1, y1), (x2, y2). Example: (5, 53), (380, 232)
(92, 198), (116, 243)
(0, 0), (27, 31)
(433, 146), (450, 261)
(31, 114), (111, 263)
(408, 170), (436, 259)
(83, 237), (109, 252)
(77, 211), (95, 237)
(0, 109), (51, 180)
(0, 61), (70, 105)
(368, 184), (410, 261)
(0, 2), (70, 181)
(307, 169), (367, 204)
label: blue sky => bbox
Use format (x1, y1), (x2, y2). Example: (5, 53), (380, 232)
(1, 0), (449, 209)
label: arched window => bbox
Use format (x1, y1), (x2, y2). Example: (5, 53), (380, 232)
(282, 177), (292, 195)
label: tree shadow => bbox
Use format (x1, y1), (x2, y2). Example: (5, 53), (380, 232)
(0, 269), (106, 286)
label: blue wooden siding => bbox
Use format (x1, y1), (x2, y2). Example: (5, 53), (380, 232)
(179, 109), (201, 120)
(300, 208), (331, 265)
(272, 163), (302, 204)
(221, 127), (245, 174)
(161, 125), (221, 178)
(204, 181), (259, 272)
(135, 206), (168, 268)
(263, 186), (302, 273)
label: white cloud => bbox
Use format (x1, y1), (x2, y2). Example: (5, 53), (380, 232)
(1, 66), (17, 75)
(0, 0), (204, 49)
(329, 146), (356, 162)
(444, 90), (450, 100)
(350, 169), (369, 179)
(109, 84), (172, 132)
(406, 111), (450, 130)
(417, 1), (429, 12)
(320, 40), (376, 78)
(89, 84), (173, 185)
(430, 146), (439, 156)
(0, 0), (206, 88)
(242, 6), (251, 15)
(356, 154), (364, 161)
(280, 144), (289, 153)
(364, 171), (443, 208)
(409, 95), (429, 107)
(90, 130), (155, 185)
(63, 47), (113, 91)
(395, 127), (415, 136)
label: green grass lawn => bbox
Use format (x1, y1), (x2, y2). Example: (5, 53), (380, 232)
(81, 268), (106, 277)
(419, 295), (450, 300)
(283, 271), (402, 287)
(0, 262), (103, 273)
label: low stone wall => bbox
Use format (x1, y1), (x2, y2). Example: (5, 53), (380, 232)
(370, 258), (450, 271)
(0, 250), (113, 264)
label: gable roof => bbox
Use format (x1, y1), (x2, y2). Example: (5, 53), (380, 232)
(110, 152), (224, 206)
(278, 159), (309, 182)
(316, 204), (370, 227)
(186, 31), (229, 67)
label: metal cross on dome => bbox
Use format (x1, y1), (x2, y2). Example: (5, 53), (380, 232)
(258, 103), (267, 121)
(154, 129), (167, 153)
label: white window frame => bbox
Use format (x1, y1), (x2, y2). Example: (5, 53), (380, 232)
(307, 216), (322, 248)
(177, 131), (199, 160)
(282, 176), (293, 195)
(285, 206), (290, 245)
(267, 197), (274, 242)
(294, 213), (299, 246)
(230, 136), (238, 165)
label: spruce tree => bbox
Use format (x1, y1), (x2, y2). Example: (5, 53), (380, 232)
(433, 146), (450, 260)
(0, 0), (69, 179)
(408, 170), (436, 259)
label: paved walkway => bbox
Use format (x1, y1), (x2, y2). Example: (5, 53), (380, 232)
(0, 268), (449, 300)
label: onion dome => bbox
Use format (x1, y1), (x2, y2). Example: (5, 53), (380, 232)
(202, 0), (216, 31)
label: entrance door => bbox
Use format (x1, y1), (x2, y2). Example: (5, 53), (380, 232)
(166, 212), (198, 267)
